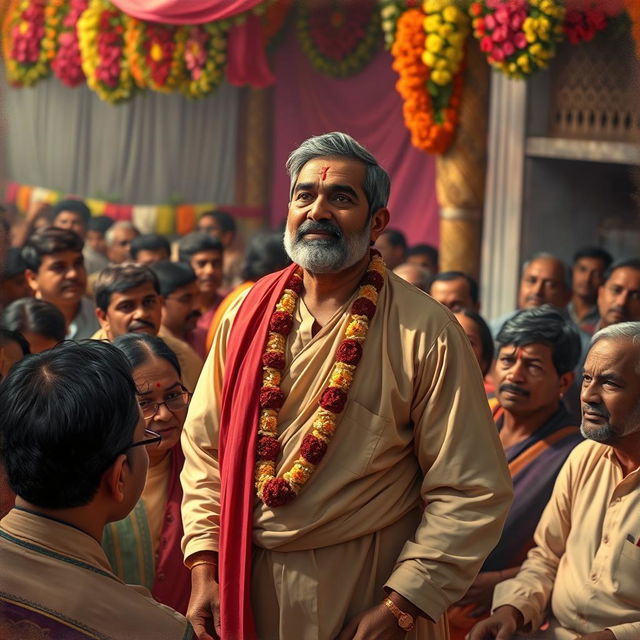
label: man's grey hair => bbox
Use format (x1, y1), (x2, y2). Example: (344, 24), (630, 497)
(591, 321), (640, 347)
(521, 252), (571, 289)
(105, 221), (138, 247)
(286, 132), (390, 216)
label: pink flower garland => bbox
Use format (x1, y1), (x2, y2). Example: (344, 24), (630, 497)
(52, 0), (88, 86)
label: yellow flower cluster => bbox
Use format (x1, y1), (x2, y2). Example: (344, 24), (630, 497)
(266, 331), (286, 353)
(329, 362), (355, 390)
(258, 409), (278, 436)
(255, 460), (276, 494)
(359, 284), (379, 304)
(422, 0), (469, 87)
(345, 317), (369, 341)
(277, 289), (297, 314)
(311, 408), (338, 442)
(263, 366), (281, 388)
(370, 254), (385, 274)
(283, 460), (314, 492)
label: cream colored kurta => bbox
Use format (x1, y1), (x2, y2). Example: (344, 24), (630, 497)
(492, 440), (640, 640)
(0, 508), (192, 640)
(181, 271), (513, 640)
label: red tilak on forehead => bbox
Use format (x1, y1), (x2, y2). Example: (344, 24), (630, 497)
(320, 166), (329, 180)
(515, 347), (526, 360)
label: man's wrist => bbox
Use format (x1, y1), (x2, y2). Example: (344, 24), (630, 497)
(386, 590), (425, 620)
(494, 604), (525, 630)
(185, 550), (218, 571)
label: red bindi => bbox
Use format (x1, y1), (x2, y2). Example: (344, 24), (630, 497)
(320, 166), (329, 180)
(156, 383), (161, 388)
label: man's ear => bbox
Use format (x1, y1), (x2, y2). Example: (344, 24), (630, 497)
(96, 307), (110, 334)
(559, 370), (574, 397)
(103, 454), (128, 504)
(369, 208), (390, 243)
(25, 269), (39, 294)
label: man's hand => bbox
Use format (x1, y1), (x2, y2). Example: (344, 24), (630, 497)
(466, 605), (523, 640)
(187, 564), (220, 640)
(455, 571), (503, 615)
(334, 601), (407, 640)
(575, 632), (616, 640)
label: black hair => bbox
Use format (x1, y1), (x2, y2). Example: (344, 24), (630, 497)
(113, 333), (182, 380)
(21, 227), (84, 272)
(456, 309), (493, 376)
(87, 215), (114, 235)
(0, 340), (139, 509)
(1, 247), (27, 280)
(604, 257), (640, 283)
(2, 298), (66, 343)
(381, 228), (407, 250)
(0, 327), (30, 356)
(130, 233), (171, 261)
(200, 209), (236, 235)
(51, 199), (91, 226)
(496, 304), (581, 375)
(149, 261), (196, 297)
(407, 243), (438, 266)
(95, 263), (160, 313)
(430, 270), (480, 306)
(178, 232), (224, 264)
(241, 232), (290, 282)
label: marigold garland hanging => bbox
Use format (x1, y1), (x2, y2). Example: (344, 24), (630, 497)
(470, 0), (565, 79)
(125, 18), (184, 92)
(296, 0), (382, 77)
(78, 0), (134, 103)
(391, 8), (464, 154)
(4, 0), (51, 86)
(51, 0), (88, 86)
(179, 22), (228, 99)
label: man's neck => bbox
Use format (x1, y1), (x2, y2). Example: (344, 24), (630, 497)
(301, 253), (371, 327)
(571, 294), (596, 321)
(612, 438), (640, 477)
(160, 322), (185, 342)
(47, 297), (81, 327)
(500, 403), (561, 447)
(199, 291), (219, 311)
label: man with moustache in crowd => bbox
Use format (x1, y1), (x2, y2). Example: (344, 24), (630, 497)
(92, 263), (203, 392)
(595, 258), (640, 330)
(180, 132), (512, 640)
(469, 321), (640, 640)
(22, 227), (99, 340)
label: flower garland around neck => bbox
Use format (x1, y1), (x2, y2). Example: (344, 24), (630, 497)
(255, 251), (385, 508)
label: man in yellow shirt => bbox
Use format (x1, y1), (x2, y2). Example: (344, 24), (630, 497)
(469, 321), (640, 640)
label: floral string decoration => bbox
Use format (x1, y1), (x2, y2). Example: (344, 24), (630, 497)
(391, 7), (464, 154)
(255, 251), (386, 507)
(296, 0), (382, 77)
(4, 0), (50, 86)
(180, 22), (228, 98)
(78, 0), (134, 103)
(380, 0), (409, 49)
(470, 0), (565, 79)
(563, 2), (608, 45)
(51, 0), (88, 87)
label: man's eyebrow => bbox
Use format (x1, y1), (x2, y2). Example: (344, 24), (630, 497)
(293, 182), (315, 193)
(328, 184), (359, 199)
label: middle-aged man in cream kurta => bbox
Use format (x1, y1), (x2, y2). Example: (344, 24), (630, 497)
(180, 132), (512, 640)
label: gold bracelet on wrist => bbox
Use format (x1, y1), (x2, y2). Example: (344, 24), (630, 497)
(189, 560), (217, 571)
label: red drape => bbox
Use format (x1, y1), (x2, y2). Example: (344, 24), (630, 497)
(270, 28), (439, 246)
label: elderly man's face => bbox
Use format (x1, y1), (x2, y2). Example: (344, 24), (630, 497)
(430, 277), (477, 313)
(495, 343), (572, 418)
(597, 267), (640, 328)
(284, 157), (388, 274)
(581, 337), (640, 443)
(518, 258), (569, 310)
(97, 282), (162, 340)
(107, 227), (138, 264)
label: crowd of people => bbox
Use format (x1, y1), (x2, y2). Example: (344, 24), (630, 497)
(0, 132), (639, 640)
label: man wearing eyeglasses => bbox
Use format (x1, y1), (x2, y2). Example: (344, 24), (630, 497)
(0, 340), (193, 639)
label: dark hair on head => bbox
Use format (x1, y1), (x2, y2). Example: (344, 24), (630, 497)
(572, 246), (613, 269)
(87, 215), (114, 235)
(241, 232), (290, 281)
(130, 233), (171, 261)
(407, 243), (438, 265)
(381, 228), (407, 250)
(456, 309), (493, 376)
(431, 270), (479, 305)
(21, 227), (84, 272)
(0, 327), (30, 356)
(51, 199), (91, 226)
(0, 340), (140, 509)
(95, 263), (160, 312)
(178, 232), (224, 263)
(149, 261), (196, 297)
(113, 332), (182, 381)
(2, 298), (66, 343)
(496, 304), (581, 375)
(1, 247), (27, 279)
(200, 209), (237, 235)
(604, 257), (640, 283)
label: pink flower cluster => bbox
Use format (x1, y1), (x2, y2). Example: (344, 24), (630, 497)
(11, 2), (45, 65)
(184, 26), (208, 81)
(472, 0), (528, 63)
(96, 10), (124, 88)
(52, 0), (88, 87)
(564, 6), (607, 44)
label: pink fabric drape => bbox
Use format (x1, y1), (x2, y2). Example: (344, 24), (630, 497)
(109, 0), (263, 24)
(226, 14), (275, 88)
(270, 29), (439, 245)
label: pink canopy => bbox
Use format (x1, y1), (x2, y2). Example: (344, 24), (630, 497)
(109, 0), (263, 24)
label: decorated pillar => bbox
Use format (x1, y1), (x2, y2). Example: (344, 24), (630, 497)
(436, 39), (490, 278)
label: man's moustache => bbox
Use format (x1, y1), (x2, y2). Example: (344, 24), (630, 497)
(296, 220), (342, 241)
(499, 383), (530, 397)
(582, 404), (608, 418)
(186, 310), (201, 322)
(61, 280), (81, 289)
(128, 320), (156, 332)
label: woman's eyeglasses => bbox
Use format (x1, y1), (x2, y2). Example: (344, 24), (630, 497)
(137, 386), (191, 421)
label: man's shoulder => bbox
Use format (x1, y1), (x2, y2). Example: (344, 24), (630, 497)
(562, 439), (611, 481)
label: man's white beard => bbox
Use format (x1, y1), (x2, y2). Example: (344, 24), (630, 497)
(284, 220), (371, 274)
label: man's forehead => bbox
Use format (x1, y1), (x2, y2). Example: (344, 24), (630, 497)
(608, 267), (640, 286)
(499, 342), (552, 358)
(43, 251), (82, 263)
(112, 283), (157, 301)
(297, 157), (365, 182)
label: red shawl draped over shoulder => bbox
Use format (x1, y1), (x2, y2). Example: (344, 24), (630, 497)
(217, 263), (298, 640)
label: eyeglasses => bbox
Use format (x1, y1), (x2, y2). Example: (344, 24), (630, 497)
(137, 386), (191, 420)
(114, 428), (162, 459)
